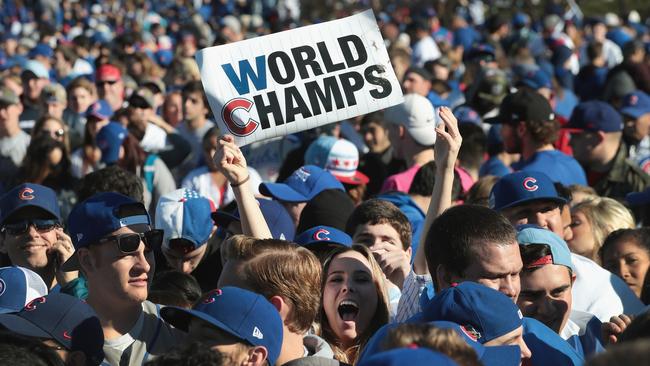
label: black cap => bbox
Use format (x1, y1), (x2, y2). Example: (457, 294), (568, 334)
(497, 89), (555, 125)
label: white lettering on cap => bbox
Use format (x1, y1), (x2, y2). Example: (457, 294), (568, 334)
(252, 327), (263, 339)
(119, 215), (150, 227)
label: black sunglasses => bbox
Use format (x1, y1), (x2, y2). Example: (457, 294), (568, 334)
(98, 229), (163, 254)
(42, 128), (65, 137)
(168, 238), (197, 254)
(2, 219), (59, 236)
(97, 80), (118, 87)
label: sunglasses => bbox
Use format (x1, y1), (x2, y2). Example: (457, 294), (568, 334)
(42, 128), (65, 137)
(168, 238), (197, 254)
(2, 219), (59, 236)
(98, 229), (163, 254)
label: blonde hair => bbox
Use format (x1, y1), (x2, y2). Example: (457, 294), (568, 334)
(567, 184), (598, 205)
(382, 323), (481, 366)
(572, 197), (635, 262)
(221, 235), (322, 334)
(318, 244), (390, 364)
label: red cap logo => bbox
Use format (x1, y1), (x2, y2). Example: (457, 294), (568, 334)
(63, 330), (72, 339)
(24, 296), (46, 311)
(522, 177), (538, 192)
(630, 94), (638, 105)
(202, 288), (223, 304)
(19, 187), (35, 200)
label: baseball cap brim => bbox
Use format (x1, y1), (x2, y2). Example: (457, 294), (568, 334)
(259, 183), (309, 202)
(211, 211), (240, 228)
(478, 345), (521, 366)
(1, 205), (59, 226)
(408, 125), (437, 146)
(626, 189), (650, 206)
(497, 196), (566, 212)
(160, 306), (247, 344)
(0, 313), (52, 339)
(620, 106), (648, 119)
(334, 171), (370, 185)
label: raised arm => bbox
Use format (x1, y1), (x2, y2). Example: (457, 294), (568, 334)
(214, 135), (273, 239)
(413, 106), (462, 275)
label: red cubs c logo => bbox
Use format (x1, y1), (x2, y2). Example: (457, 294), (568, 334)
(19, 188), (35, 200)
(222, 98), (259, 137)
(313, 229), (331, 241)
(24, 296), (46, 311)
(202, 288), (223, 304)
(522, 177), (538, 192)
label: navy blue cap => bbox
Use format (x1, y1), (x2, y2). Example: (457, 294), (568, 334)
(260, 165), (344, 203)
(211, 198), (295, 241)
(467, 43), (496, 61)
(96, 122), (127, 164)
(422, 282), (524, 344)
(626, 188), (650, 207)
(566, 101), (623, 132)
(620, 91), (650, 119)
(0, 293), (104, 365)
(489, 171), (566, 211)
(295, 226), (353, 248)
(358, 348), (458, 366)
(518, 69), (552, 90)
(85, 99), (113, 120)
(0, 183), (61, 224)
(161, 287), (283, 365)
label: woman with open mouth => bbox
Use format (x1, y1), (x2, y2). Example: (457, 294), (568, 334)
(319, 244), (390, 365)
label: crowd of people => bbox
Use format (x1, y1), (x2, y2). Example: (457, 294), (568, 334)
(1, 0), (650, 365)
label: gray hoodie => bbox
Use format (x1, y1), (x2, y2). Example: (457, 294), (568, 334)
(282, 335), (350, 366)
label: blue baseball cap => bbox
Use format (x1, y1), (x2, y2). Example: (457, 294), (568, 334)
(522, 317), (584, 365)
(358, 348), (458, 366)
(259, 165), (344, 203)
(0, 266), (48, 314)
(454, 105), (482, 125)
(161, 287), (284, 365)
(156, 189), (216, 252)
(489, 171), (566, 211)
(518, 69), (552, 90)
(85, 99), (113, 120)
(0, 293), (104, 365)
(620, 91), (650, 119)
(566, 101), (623, 132)
(626, 187), (650, 206)
(28, 43), (54, 59)
(0, 183), (61, 224)
(64, 192), (151, 271)
(96, 122), (127, 164)
(516, 225), (574, 271)
(211, 198), (295, 241)
(422, 282), (524, 344)
(295, 226), (353, 248)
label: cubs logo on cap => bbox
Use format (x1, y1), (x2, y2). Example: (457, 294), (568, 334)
(620, 91), (650, 119)
(0, 184), (61, 225)
(18, 187), (35, 200)
(295, 225), (353, 248)
(490, 171), (566, 211)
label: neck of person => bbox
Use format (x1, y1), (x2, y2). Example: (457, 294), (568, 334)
(408, 146), (434, 167)
(276, 328), (306, 365)
(186, 116), (206, 131)
(87, 292), (143, 340)
(0, 121), (21, 138)
(410, 194), (431, 213)
(522, 140), (554, 161)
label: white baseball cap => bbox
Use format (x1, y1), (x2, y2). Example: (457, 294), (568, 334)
(384, 93), (439, 146)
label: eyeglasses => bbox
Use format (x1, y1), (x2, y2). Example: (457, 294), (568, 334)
(168, 238), (197, 254)
(98, 229), (163, 254)
(2, 219), (59, 236)
(96, 80), (118, 87)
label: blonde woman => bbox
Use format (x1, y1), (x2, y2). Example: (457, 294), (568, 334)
(319, 244), (390, 364)
(569, 197), (635, 263)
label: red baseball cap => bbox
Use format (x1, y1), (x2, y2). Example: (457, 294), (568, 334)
(95, 64), (122, 82)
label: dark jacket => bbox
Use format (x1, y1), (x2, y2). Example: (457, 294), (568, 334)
(591, 142), (650, 201)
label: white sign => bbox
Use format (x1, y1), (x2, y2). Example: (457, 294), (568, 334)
(196, 9), (404, 146)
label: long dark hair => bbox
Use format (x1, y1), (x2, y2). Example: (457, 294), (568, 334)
(19, 134), (75, 190)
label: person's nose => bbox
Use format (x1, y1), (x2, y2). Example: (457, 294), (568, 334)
(499, 277), (518, 300)
(519, 338), (532, 360)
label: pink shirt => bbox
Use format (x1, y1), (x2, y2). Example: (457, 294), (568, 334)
(380, 164), (421, 193)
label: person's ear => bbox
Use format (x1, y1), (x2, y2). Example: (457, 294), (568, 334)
(246, 346), (268, 366)
(435, 264), (453, 291)
(571, 272), (577, 285)
(78, 248), (96, 274)
(406, 246), (413, 261)
(268, 295), (289, 323)
(516, 121), (527, 138)
(596, 131), (606, 144)
(399, 125), (406, 139)
(67, 350), (87, 366)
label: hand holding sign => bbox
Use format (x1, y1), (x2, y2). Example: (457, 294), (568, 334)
(214, 135), (249, 186)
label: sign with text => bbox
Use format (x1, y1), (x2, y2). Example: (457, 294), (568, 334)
(196, 9), (404, 146)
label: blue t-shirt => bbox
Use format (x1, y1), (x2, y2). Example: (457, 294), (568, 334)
(512, 150), (587, 186)
(480, 156), (512, 178)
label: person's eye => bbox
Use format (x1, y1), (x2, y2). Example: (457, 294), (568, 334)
(328, 276), (343, 283)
